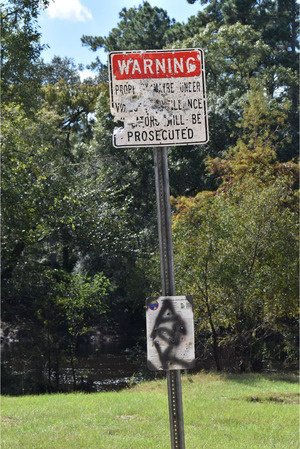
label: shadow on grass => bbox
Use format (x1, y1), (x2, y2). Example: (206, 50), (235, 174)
(221, 371), (299, 386)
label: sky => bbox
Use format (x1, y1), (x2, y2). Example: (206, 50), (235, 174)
(39, 0), (202, 77)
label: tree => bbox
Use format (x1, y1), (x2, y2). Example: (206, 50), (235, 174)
(178, 20), (298, 161)
(1, 0), (49, 111)
(1, 102), (63, 285)
(2, 0), (298, 394)
(41, 57), (101, 150)
(173, 171), (298, 371)
(42, 56), (81, 85)
(81, 84), (158, 341)
(174, 23), (270, 164)
(81, 1), (175, 53)
(1, 70), (132, 392)
(55, 273), (110, 389)
(184, 0), (299, 104)
(1, 95), (131, 305)
(172, 86), (298, 370)
(207, 84), (295, 179)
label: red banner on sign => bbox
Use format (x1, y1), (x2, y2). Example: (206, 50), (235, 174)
(111, 50), (201, 80)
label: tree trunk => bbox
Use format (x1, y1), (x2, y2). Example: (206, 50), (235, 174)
(203, 262), (222, 371)
(1, 241), (25, 281)
(208, 313), (222, 371)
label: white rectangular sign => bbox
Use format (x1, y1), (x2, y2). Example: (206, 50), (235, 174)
(108, 49), (209, 148)
(146, 296), (195, 371)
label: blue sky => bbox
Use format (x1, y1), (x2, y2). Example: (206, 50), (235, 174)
(39, 0), (202, 76)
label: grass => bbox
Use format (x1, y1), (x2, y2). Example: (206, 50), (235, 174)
(1, 372), (299, 449)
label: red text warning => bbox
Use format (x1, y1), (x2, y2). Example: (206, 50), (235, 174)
(111, 50), (201, 80)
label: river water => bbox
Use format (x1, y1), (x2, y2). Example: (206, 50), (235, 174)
(64, 342), (149, 392)
(1, 340), (155, 395)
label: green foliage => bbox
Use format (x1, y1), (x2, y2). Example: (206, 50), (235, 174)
(1, 45), (134, 390)
(1, 0), (49, 111)
(56, 273), (110, 337)
(81, 1), (175, 53)
(207, 85), (295, 181)
(186, 0), (299, 65)
(173, 152), (299, 370)
(42, 56), (81, 85)
(182, 22), (268, 98)
(53, 272), (110, 388)
(175, 23), (271, 161)
(1, 102), (63, 281)
(2, 0), (299, 393)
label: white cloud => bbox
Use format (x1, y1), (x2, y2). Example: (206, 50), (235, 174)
(47, 0), (93, 22)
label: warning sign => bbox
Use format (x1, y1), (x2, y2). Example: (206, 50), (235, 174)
(145, 296), (195, 371)
(108, 49), (209, 148)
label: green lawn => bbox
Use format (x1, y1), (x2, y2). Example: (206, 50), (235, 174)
(1, 372), (299, 449)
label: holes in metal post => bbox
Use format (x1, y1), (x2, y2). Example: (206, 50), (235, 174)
(170, 371), (180, 448)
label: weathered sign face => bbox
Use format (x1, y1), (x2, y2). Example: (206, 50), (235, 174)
(146, 296), (195, 371)
(108, 49), (209, 148)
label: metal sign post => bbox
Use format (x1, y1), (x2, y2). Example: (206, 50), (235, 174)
(153, 146), (185, 449)
(108, 48), (208, 449)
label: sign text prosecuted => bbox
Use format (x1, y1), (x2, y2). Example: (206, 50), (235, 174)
(108, 49), (209, 148)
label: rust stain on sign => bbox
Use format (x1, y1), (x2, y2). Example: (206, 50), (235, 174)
(108, 49), (209, 148)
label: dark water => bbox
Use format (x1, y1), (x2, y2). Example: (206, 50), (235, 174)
(1, 340), (152, 395)
(66, 342), (149, 391)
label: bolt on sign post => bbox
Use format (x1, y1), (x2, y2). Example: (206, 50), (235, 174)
(108, 49), (208, 449)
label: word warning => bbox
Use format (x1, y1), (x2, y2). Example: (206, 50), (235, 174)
(146, 296), (195, 371)
(108, 49), (209, 148)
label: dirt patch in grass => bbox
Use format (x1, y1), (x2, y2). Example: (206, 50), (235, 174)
(1, 416), (19, 424)
(118, 414), (137, 420)
(248, 392), (299, 404)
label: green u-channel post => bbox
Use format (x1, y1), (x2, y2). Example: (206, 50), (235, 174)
(153, 146), (185, 449)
